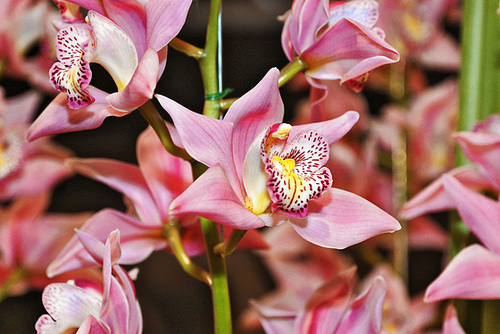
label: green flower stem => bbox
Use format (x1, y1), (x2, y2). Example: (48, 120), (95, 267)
(214, 229), (247, 256)
(163, 220), (212, 286)
(201, 217), (232, 334)
(169, 37), (204, 59)
(278, 57), (308, 87)
(138, 100), (192, 161)
(0, 267), (26, 303)
(197, 1), (232, 333)
(218, 97), (239, 112)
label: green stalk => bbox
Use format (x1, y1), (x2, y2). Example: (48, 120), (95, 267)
(201, 218), (232, 334)
(169, 38), (205, 59)
(278, 58), (308, 87)
(0, 267), (26, 303)
(138, 101), (192, 161)
(214, 229), (247, 256)
(455, 1), (500, 332)
(163, 220), (212, 286)
(196, 0), (232, 332)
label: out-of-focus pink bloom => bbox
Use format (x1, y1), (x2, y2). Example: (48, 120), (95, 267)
(0, 193), (99, 297)
(36, 230), (142, 334)
(442, 304), (466, 334)
(158, 68), (400, 249)
(0, 0), (59, 92)
(27, 0), (192, 140)
(47, 126), (266, 277)
(0, 89), (72, 200)
(376, 0), (460, 70)
(401, 114), (500, 220)
(424, 174), (500, 302)
(281, 0), (399, 91)
(251, 267), (387, 334)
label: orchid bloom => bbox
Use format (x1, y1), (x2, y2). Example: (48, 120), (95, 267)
(401, 114), (500, 220)
(0, 193), (99, 298)
(0, 89), (72, 200)
(424, 175), (500, 302)
(47, 126), (266, 277)
(251, 267), (387, 334)
(36, 230), (142, 334)
(376, 0), (460, 70)
(157, 68), (400, 249)
(27, 0), (192, 140)
(281, 0), (399, 91)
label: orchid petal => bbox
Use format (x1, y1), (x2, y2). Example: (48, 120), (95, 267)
(400, 165), (494, 220)
(425, 244), (500, 301)
(335, 276), (387, 334)
(137, 126), (193, 217)
(2, 90), (41, 127)
(442, 304), (466, 334)
(47, 209), (164, 278)
(67, 158), (161, 224)
(224, 68), (283, 174)
(289, 188), (400, 249)
(49, 24), (96, 109)
(156, 94), (244, 198)
(106, 48), (159, 112)
(329, 0), (379, 28)
(26, 88), (122, 141)
(302, 19), (399, 82)
(146, 0), (193, 52)
(169, 165), (266, 230)
(87, 11), (138, 91)
(289, 0), (329, 54)
(290, 110), (359, 146)
(442, 174), (500, 255)
(454, 131), (500, 189)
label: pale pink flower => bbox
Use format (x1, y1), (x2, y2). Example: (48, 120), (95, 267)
(158, 68), (400, 249)
(0, 193), (99, 297)
(36, 230), (142, 334)
(442, 304), (466, 334)
(27, 0), (193, 140)
(0, 89), (72, 200)
(47, 126), (266, 277)
(281, 0), (399, 91)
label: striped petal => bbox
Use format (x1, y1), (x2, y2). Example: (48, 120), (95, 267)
(49, 24), (96, 109)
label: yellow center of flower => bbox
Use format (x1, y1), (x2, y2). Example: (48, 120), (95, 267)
(402, 13), (428, 43)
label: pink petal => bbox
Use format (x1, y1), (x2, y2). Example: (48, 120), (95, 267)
(156, 94), (244, 199)
(302, 19), (399, 82)
(3, 90), (41, 127)
(146, 0), (193, 52)
(335, 276), (387, 334)
(400, 165), (494, 220)
(26, 88), (124, 141)
(289, 188), (400, 249)
(416, 32), (461, 71)
(442, 304), (466, 334)
(106, 48), (159, 112)
(425, 244), (500, 301)
(288, 0), (329, 54)
(47, 209), (164, 277)
(442, 174), (500, 255)
(169, 165), (266, 229)
(137, 126), (193, 217)
(67, 158), (161, 224)
(454, 131), (500, 189)
(290, 110), (359, 146)
(224, 68), (283, 174)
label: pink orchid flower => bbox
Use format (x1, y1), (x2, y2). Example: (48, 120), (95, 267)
(0, 193), (99, 297)
(376, 0), (460, 70)
(47, 126), (266, 277)
(0, 0), (59, 92)
(281, 0), (399, 91)
(424, 174), (500, 302)
(251, 267), (387, 334)
(0, 89), (72, 200)
(401, 114), (500, 220)
(27, 0), (192, 140)
(442, 304), (466, 334)
(157, 68), (400, 249)
(36, 230), (142, 334)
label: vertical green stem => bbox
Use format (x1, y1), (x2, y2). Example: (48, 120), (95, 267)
(201, 218), (232, 334)
(456, 1), (500, 332)
(197, 0), (231, 332)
